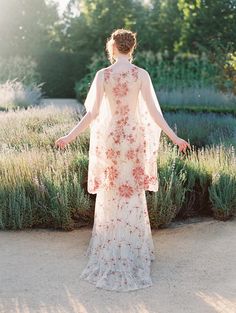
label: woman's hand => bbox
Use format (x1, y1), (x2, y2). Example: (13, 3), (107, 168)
(173, 136), (191, 153)
(55, 135), (70, 149)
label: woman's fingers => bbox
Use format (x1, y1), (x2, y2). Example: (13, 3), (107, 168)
(55, 138), (66, 149)
(179, 140), (191, 153)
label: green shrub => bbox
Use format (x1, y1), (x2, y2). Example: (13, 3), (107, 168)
(0, 56), (41, 86)
(135, 51), (218, 91)
(178, 156), (212, 218)
(208, 170), (236, 220)
(147, 145), (187, 228)
(158, 86), (236, 114)
(74, 52), (108, 103)
(0, 149), (92, 230)
(36, 50), (88, 98)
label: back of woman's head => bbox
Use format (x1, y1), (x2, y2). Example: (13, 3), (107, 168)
(106, 28), (137, 64)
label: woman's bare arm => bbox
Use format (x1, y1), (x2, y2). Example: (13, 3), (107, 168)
(140, 69), (191, 152)
(140, 69), (179, 143)
(55, 70), (104, 148)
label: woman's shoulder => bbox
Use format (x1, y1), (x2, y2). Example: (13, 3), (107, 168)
(100, 64), (149, 74)
(135, 65), (149, 75)
(96, 64), (149, 84)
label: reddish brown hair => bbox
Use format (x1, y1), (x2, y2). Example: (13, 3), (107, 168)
(106, 28), (137, 64)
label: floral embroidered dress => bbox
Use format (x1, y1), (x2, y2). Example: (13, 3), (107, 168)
(79, 59), (163, 292)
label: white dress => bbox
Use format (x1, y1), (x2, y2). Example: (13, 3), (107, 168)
(79, 58), (163, 292)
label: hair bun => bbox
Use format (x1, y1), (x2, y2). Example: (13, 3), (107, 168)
(106, 28), (137, 64)
(112, 30), (136, 54)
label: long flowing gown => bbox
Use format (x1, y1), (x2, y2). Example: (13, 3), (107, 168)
(79, 59), (163, 292)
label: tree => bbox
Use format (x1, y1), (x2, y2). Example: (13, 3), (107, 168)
(177, 0), (236, 53)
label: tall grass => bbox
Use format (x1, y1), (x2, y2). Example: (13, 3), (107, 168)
(164, 112), (236, 148)
(0, 105), (235, 230)
(209, 166), (236, 221)
(0, 104), (89, 153)
(147, 145), (187, 228)
(0, 148), (92, 230)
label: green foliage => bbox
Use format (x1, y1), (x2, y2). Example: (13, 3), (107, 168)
(177, 0), (236, 53)
(198, 40), (236, 95)
(179, 152), (212, 218)
(75, 51), (206, 102)
(0, 148), (92, 230)
(147, 146), (187, 228)
(36, 49), (84, 98)
(0, 56), (41, 85)
(75, 52), (109, 102)
(208, 168), (236, 220)
(223, 50), (236, 94)
(134, 50), (219, 90)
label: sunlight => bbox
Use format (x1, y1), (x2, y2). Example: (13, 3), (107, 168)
(196, 291), (236, 313)
(51, 0), (79, 16)
(55, 0), (70, 15)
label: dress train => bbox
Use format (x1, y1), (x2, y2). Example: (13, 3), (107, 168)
(80, 188), (155, 292)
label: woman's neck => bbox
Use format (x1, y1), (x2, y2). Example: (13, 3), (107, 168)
(115, 54), (130, 63)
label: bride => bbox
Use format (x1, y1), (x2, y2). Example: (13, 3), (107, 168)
(55, 28), (190, 292)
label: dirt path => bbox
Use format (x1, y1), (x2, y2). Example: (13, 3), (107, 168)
(0, 217), (235, 313)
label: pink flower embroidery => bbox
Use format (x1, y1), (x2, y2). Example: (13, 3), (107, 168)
(131, 66), (138, 81)
(126, 133), (135, 143)
(126, 149), (136, 160)
(132, 166), (145, 180)
(118, 183), (134, 198)
(116, 116), (129, 127)
(104, 165), (118, 183)
(121, 71), (129, 78)
(105, 148), (120, 159)
(113, 133), (121, 144)
(104, 68), (112, 82)
(143, 174), (150, 189)
(119, 104), (130, 115)
(113, 82), (128, 97)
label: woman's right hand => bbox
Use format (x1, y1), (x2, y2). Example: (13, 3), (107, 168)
(173, 136), (191, 153)
(55, 135), (70, 149)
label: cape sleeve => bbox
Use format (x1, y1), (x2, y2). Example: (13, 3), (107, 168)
(83, 68), (112, 194)
(140, 69), (178, 143)
(84, 69), (105, 122)
(139, 69), (164, 126)
(135, 68), (164, 191)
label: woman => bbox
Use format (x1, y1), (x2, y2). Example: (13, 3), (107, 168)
(55, 28), (190, 292)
